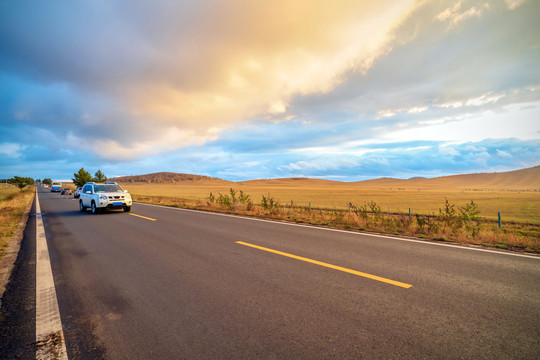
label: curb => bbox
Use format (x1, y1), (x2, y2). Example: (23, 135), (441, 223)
(0, 191), (35, 307)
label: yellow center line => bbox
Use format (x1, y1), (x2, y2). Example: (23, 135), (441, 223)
(129, 213), (157, 221)
(236, 241), (412, 289)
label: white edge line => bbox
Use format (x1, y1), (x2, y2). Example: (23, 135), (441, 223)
(133, 202), (539, 260)
(35, 189), (69, 359)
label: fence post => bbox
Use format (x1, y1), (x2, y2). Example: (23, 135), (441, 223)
(349, 203), (351, 214)
(498, 212), (501, 228)
(409, 208), (411, 219)
(309, 202), (311, 211)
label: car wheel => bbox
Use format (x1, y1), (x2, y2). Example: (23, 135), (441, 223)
(91, 201), (98, 214)
(80, 201), (86, 212)
(123, 206), (131, 212)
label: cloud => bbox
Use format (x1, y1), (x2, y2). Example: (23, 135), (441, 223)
(0, 0), (420, 161)
(0, 143), (25, 158)
(504, 0), (529, 10)
(272, 139), (540, 180)
(437, 1), (490, 28)
(1, 0), (539, 181)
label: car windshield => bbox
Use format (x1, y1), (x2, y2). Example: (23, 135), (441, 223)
(94, 184), (123, 193)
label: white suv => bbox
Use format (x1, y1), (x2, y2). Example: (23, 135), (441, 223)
(79, 182), (132, 214)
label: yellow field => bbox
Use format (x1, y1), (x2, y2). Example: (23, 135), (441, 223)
(0, 184), (35, 257)
(119, 180), (540, 225)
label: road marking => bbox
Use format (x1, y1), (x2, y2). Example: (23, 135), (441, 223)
(236, 241), (412, 289)
(129, 213), (157, 221)
(136, 202), (539, 260)
(35, 189), (69, 359)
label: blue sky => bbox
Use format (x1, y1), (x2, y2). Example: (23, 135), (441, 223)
(1, 0), (539, 181)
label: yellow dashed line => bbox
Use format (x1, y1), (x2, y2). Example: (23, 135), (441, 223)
(236, 241), (412, 289)
(130, 213), (157, 221)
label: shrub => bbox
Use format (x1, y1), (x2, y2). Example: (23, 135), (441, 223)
(239, 190), (251, 205)
(229, 188), (237, 204)
(217, 193), (233, 209)
(439, 198), (462, 232)
(416, 214), (426, 233)
(459, 200), (481, 221)
(261, 193), (279, 212)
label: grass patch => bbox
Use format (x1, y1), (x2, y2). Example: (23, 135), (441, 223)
(121, 181), (540, 225)
(0, 184), (35, 258)
(132, 190), (540, 254)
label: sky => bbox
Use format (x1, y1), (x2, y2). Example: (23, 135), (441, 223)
(1, 0), (539, 181)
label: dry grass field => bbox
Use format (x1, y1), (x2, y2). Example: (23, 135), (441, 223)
(116, 166), (540, 225)
(0, 184), (35, 257)
(113, 167), (540, 253)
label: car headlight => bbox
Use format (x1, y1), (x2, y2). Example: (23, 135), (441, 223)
(99, 195), (108, 201)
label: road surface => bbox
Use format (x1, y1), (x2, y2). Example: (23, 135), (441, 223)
(1, 186), (539, 359)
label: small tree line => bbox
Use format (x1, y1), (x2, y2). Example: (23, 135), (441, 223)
(72, 168), (108, 187)
(3, 167), (108, 190)
(6, 176), (35, 189)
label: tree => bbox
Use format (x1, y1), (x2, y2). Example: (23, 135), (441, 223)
(93, 169), (107, 183)
(8, 176), (34, 190)
(72, 168), (93, 188)
(42, 178), (52, 185)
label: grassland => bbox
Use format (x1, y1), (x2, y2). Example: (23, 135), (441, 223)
(0, 184), (35, 257)
(116, 167), (540, 253)
(121, 181), (540, 225)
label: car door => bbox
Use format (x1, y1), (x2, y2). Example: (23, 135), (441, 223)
(80, 185), (87, 206)
(81, 185), (91, 206)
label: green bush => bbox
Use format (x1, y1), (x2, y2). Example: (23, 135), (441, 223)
(261, 193), (279, 211)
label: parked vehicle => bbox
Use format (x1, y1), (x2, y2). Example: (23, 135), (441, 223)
(79, 182), (132, 214)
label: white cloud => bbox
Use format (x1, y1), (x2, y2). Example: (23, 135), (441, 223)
(439, 145), (461, 156)
(496, 149), (513, 158)
(66, 126), (222, 161)
(437, 1), (489, 28)
(437, 101), (464, 109)
(281, 158), (358, 172)
(465, 93), (505, 106)
(386, 100), (540, 142)
(0, 143), (25, 158)
(407, 106), (428, 114)
(504, 0), (529, 10)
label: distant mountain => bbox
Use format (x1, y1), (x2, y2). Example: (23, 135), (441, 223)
(110, 166), (539, 190)
(354, 166), (540, 191)
(111, 172), (230, 184)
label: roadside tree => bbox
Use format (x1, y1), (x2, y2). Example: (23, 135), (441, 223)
(72, 168), (93, 188)
(8, 176), (35, 190)
(93, 169), (107, 183)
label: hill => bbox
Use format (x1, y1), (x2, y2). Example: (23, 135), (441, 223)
(111, 172), (231, 184)
(246, 166), (539, 191)
(111, 166), (539, 191)
(376, 166), (540, 191)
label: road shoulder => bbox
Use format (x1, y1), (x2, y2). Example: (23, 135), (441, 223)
(0, 191), (35, 304)
(0, 195), (37, 358)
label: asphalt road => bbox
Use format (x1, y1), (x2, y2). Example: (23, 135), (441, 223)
(1, 186), (539, 359)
